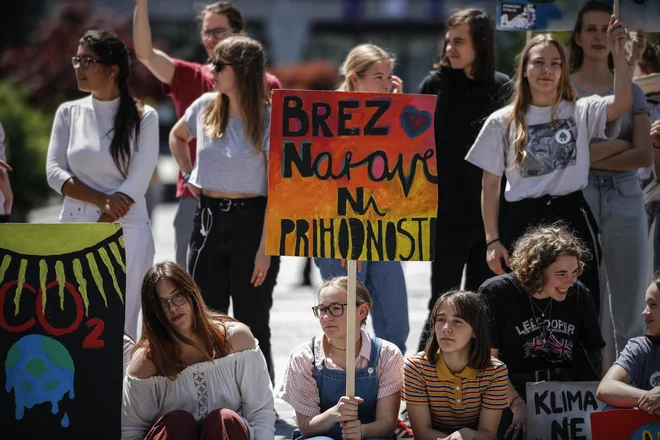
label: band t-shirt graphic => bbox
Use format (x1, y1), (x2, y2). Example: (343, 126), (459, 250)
(478, 274), (605, 375)
(519, 117), (577, 178)
(466, 95), (621, 202)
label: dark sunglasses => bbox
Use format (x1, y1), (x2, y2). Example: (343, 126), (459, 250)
(212, 60), (234, 74)
(71, 56), (103, 69)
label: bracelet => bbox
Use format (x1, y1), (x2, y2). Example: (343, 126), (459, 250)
(511, 395), (522, 406)
(653, 143), (660, 149)
(486, 238), (500, 247)
(511, 399), (525, 410)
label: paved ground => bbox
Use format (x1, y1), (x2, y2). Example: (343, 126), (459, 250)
(30, 202), (432, 438)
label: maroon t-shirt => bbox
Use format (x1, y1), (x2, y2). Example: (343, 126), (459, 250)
(163, 58), (282, 198)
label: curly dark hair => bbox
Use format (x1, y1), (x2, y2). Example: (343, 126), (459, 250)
(509, 223), (590, 295)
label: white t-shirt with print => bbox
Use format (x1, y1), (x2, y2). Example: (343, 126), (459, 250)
(465, 96), (620, 202)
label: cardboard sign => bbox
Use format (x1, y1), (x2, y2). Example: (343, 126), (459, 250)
(527, 381), (604, 439)
(0, 224), (126, 439)
(496, 1), (660, 32)
(591, 409), (660, 438)
(266, 90), (438, 261)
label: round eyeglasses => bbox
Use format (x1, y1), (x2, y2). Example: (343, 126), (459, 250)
(160, 292), (187, 312)
(200, 27), (233, 40)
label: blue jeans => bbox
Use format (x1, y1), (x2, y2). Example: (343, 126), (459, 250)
(583, 170), (647, 354)
(313, 259), (409, 354)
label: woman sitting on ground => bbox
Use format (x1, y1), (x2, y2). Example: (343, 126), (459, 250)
(478, 223), (606, 439)
(281, 276), (404, 440)
(121, 261), (275, 440)
(403, 290), (508, 440)
(597, 277), (660, 414)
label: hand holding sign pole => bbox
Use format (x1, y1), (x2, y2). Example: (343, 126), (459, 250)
(345, 260), (357, 397)
(267, 89), (437, 402)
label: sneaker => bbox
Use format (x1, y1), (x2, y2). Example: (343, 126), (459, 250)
(394, 418), (414, 438)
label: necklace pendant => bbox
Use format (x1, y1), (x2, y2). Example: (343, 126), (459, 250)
(541, 313), (545, 317)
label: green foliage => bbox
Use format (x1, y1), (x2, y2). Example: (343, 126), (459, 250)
(0, 81), (53, 220)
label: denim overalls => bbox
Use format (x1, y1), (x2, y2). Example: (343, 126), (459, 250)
(293, 337), (386, 440)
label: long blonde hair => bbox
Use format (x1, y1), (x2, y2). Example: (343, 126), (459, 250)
(506, 34), (578, 166)
(203, 35), (270, 154)
(338, 44), (395, 92)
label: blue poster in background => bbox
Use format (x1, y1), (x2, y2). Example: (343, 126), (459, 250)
(497, 1), (660, 32)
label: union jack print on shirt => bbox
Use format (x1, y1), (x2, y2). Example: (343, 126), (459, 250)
(523, 335), (548, 358)
(547, 334), (573, 361)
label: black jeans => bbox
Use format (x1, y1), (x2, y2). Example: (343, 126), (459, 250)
(503, 191), (602, 315)
(187, 195), (280, 382)
(418, 223), (492, 351)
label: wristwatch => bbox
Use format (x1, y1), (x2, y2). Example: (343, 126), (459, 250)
(182, 172), (192, 184)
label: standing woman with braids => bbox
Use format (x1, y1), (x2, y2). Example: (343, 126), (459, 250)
(46, 30), (159, 340)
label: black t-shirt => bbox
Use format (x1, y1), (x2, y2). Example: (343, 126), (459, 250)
(418, 67), (510, 227)
(479, 274), (605, 375)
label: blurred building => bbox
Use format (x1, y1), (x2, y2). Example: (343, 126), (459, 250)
(95, 0), (499, 92)
(91, 0), (515, 196)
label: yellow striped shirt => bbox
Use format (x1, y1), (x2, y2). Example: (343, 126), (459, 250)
(403, 353), (508, 432)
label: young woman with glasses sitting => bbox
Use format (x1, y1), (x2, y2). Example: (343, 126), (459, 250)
(122, 261), (275, 440)
(281, 277), (404, 440)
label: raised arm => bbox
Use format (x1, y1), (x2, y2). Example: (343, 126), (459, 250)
(134, 0), (175, 85)
(606, 16), (633, 122)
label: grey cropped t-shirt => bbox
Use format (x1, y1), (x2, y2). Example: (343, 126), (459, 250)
(185, 92), (270, 196)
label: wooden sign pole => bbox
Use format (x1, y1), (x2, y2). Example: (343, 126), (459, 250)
(613, 0), (620, 56)
(345, 259), (357, 397)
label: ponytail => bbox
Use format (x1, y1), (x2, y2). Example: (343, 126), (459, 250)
(111, 79), (143, 178)
(79, 30), (144, 178)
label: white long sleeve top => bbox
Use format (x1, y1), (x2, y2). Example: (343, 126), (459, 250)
(46, 95), (159, 224)
(121, 346), (276, 440)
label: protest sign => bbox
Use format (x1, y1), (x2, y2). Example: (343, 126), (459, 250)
(591, 409), (660, 438)
(527, 381), (604, 439)
(497, 1), (660, 32)
(266, 90), (438, 261)
(0, 224), (126, 439)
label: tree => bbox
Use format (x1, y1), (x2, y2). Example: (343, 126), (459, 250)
(0, 0), (164, 111)
(0, 81), (53, 221)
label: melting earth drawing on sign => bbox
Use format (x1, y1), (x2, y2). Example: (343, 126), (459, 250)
(5, 334), (74, 427)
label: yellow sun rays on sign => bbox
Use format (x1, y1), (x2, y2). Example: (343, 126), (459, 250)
(0, 224), (126, 317)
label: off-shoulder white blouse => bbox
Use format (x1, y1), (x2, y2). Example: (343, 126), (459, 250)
(121, 346), (275, 440)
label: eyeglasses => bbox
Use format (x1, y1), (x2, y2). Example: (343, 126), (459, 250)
(201, 27), (233, 40)
(160, 292), (187, 312)
(71, 56), (103, 69)
(312, 303), (349, 318)
(212, 60), (234, 74)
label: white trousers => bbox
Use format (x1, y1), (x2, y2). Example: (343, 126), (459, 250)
(59, 197), (155, 340)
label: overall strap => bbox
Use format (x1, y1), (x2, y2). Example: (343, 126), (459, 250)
(309, 337), (316, 367)
(366, 337), (382, 369)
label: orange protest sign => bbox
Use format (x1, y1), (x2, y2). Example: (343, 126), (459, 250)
(266, 90), (438, 261)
